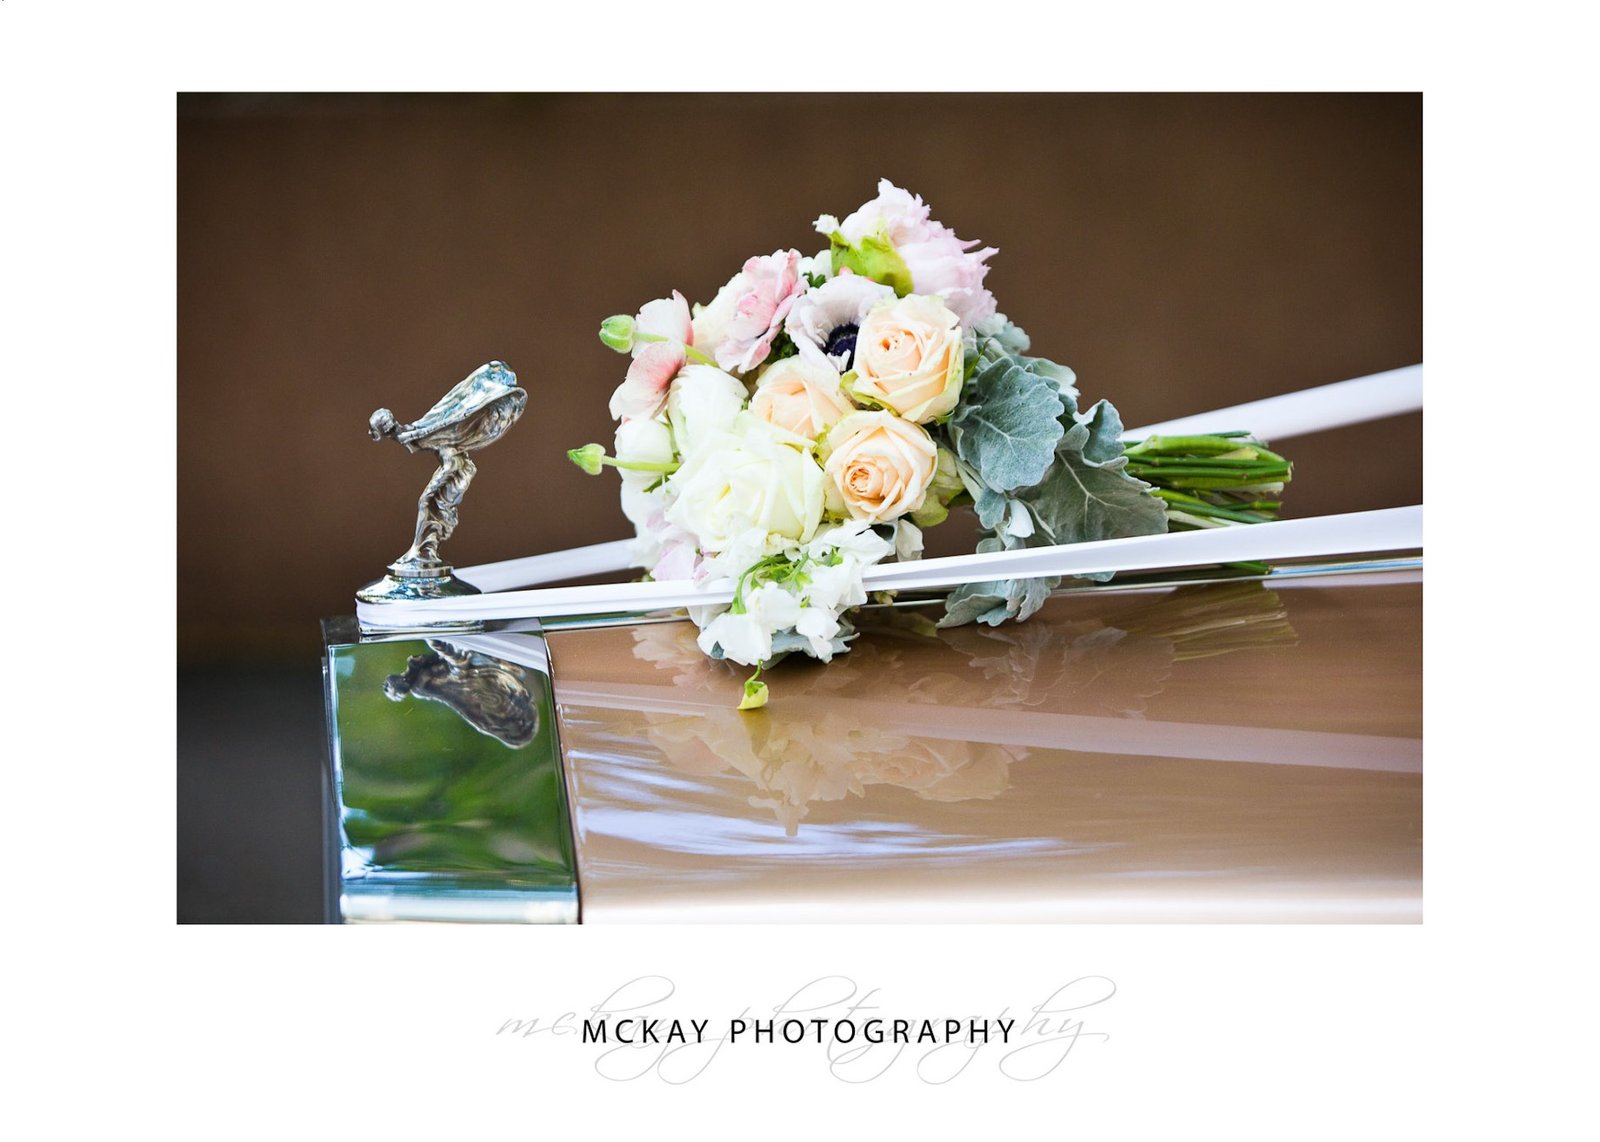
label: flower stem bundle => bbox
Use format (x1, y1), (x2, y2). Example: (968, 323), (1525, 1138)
(1124, 434), (1293, 530)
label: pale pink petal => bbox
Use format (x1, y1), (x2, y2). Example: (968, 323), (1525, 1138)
(633, 290), (694, 355)
(829, 181), (998, 329)
(608, 342), (685, 420)
(714, 250), (805, 373)
(651, 540), (699, 582)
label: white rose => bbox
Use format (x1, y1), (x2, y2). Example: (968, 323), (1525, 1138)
(820, 410), (938, 524)
(697, 524), (792, 586)
(619, 480), (676, 573)
(667, 364), (746, 457)
(613, 416), (674, 490)
(666, 413), (825, 553)
(850, 295), (965, 424)
(749, 355), (853, 440)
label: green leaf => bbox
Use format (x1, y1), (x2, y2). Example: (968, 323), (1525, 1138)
(939, 581), (1011, 627)
(938, 574), (1060, 628)
(940, 345), (1165, 629)
(1019, 354), (1079, 407)
(980, 318), (1032, 355)
(948, 354), (1066, 491)
(764, 330), (800, 363)
(1018, 399), (1167, 550)
(1010, 575), (1059, 622)
(940, 397), (1167, 627)
(972, 483), (1011, 530)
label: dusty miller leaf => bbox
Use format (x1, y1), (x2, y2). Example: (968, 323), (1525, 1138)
(941, 398), (1165, 626)
(948, 355), (1066, 492)
(938, 569), (1061, 629)
(939, 581), (1012, 628)
(1018, 399), (1167, 551)
(972, 484), (1010, 530)
(1019, 354), (1079, 407)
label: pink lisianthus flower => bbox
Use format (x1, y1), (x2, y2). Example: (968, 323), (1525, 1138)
(608, 289), (695, 420)
(713, 249), (805, 374)
(608, 341), (685, 420)
(818, 179), (998, 329)
(632, 290), (693, 357)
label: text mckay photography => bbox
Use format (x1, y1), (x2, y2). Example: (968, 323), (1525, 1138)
(496, 974), (1115, 1084)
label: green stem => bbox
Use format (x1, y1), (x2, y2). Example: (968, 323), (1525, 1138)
(1131, 461), (1291, 475)
(1211, 482), (1286, 495)
(1166, 509), (1235, 530)
(1153, 489), (1272, 524)
(1128, 456), (1287, 470)
(1126, 434), (1256, 457)
(601, 456), (678, 473)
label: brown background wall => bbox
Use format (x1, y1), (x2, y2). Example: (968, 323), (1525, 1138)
(178, 93), (1421, 663)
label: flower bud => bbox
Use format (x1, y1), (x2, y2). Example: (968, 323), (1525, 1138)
(567, 443), (605, 475)
(739, 675), (770, 711)
(598, 314), (635, 353)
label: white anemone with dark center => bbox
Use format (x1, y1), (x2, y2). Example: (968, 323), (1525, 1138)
(783, 273), (896, 371)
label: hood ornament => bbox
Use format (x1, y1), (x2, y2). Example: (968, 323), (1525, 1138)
(357, 360), (527, 606)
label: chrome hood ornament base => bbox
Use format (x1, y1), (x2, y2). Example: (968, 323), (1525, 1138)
(357, 360), (527, 613)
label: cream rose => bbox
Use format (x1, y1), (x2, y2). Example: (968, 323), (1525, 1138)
(749, 355), (854, 440)
(667, 364), (745, 457)
(665, 413), (825, 552)
(612, 416), (674, 490)
(850, 294), (965, 423)
(821, 410), (937, 523)
(853, 740), (1013, 802)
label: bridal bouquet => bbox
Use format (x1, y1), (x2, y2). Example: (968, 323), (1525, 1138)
(570, 180), (1292, 708)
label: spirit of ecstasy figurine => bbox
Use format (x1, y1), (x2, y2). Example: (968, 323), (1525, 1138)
(357, 360), (527, 605)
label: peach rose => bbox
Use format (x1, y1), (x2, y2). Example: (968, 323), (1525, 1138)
(849, 740), (1014, 802)
(821, 410), (937, 523)
(850, 294), (965, 423)
(749, 355), (853, 440)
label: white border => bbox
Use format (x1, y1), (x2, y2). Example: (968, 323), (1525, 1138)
(8, 0), (1590, 1132)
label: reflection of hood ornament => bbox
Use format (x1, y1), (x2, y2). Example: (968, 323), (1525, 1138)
(383, 639), (539, 748)
(357, 361), (527, 607)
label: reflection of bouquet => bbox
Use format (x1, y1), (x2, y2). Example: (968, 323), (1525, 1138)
(641, 708), (1018, 836)
(571, 180), (1292, 707)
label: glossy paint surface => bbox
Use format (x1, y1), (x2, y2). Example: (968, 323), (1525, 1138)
(546, 572), (1422, 922)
